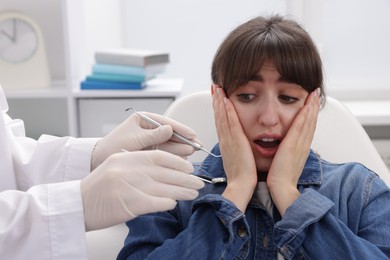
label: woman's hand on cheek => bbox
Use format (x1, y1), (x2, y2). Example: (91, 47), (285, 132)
(212, 84), (257, 212)
(267, 88), (321, 216)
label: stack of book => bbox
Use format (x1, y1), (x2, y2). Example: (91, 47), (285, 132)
(80, 49), (169, 90)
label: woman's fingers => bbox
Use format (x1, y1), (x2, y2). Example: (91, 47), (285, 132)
(284, 88), (320, 149)
(212, 84), (257, 211)
(212, 85), (230, 141)
(266, 89), (320, 215)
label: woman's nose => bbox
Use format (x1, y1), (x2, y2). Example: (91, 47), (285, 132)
(258, 101), (279, 126)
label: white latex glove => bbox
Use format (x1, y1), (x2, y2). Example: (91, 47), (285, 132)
(81, 150), (204, 231)
(91, 112), (199, 170)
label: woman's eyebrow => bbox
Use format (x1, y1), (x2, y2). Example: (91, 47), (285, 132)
(249, 74), (263, 81)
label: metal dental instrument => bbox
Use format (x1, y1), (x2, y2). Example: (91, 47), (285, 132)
(121, 149), (225, 184)
(192, 175), (226, 184)
(126, 108), (222, 158)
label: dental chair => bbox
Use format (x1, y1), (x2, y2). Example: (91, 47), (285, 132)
(163, 90), (390, 186)
(86, 90), (390, 259)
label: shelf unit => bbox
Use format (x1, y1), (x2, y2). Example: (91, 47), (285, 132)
(5, 77), (183, 139)
(2, 0), (182, 139)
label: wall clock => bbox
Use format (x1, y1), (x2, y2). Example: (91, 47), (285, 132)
(0, 11), (50, 90)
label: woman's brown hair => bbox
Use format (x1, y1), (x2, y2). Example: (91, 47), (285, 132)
(211, 14), (325, 102)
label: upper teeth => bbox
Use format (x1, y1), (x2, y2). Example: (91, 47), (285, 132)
(262, 138), (276, 142)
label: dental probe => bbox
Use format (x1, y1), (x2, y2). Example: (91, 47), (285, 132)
(125, 108), (222, 158)
(121, 149), (225, 184)
(191, 175), (226, 184)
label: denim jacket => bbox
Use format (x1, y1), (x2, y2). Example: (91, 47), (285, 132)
(118, 144), (390, 260)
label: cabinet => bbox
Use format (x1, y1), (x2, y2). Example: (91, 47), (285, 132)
(1, 0), (181, 139)
(75, 79), (182, 137)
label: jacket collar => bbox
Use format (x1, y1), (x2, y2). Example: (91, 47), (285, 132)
(198, 143), (322, 185)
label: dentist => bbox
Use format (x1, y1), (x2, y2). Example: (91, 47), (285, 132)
(0, 84), (204, 259)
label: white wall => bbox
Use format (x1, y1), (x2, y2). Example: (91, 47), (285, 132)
(65, 0), (124, 86)
(120, 0), (390, 98)
(321, 0), (390, 98)
(83, 0), (124, 69)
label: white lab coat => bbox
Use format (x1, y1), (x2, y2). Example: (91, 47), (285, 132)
(0, 86), (98, 259)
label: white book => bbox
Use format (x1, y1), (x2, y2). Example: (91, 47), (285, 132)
(95, 49), (169, 67)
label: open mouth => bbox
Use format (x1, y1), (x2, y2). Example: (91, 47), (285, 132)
(254, 138), (281, 149)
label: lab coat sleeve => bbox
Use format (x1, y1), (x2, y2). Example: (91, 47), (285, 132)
(0, 180), (88, 260)
(1, 87), (100, 258)
(2, 109), (99, 190)
(11, 133), (99, 191)
(1, 113), (99, 258)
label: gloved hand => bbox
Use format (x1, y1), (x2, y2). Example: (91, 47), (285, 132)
(91, 112), (199, 170)
(81, 150), (204, 231)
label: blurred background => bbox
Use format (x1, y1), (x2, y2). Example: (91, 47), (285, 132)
(1, 0), (389, 168)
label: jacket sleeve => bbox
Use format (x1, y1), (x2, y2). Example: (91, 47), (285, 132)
(274, 175), (390, 259)
(117, 194), (252, 260)
(0, 180), (88, 260)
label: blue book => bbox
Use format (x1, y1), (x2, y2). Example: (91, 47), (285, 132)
(80, 79), (145, 90)
(87, 73), (149, 83)
(92, 63), (166, 77)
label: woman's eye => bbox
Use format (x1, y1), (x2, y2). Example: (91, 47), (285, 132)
(237, 94), (255, 102)
(279, 95), (299, 103)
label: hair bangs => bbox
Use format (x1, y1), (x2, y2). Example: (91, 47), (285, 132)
(212, 15), (323, 99)
(223, 35), (270, 96)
